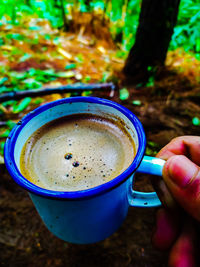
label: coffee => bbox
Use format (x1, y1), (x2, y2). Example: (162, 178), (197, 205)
(20, 114), (135, 191)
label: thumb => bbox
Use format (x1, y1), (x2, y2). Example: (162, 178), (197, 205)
(163, 155), (200, 222)
(168, 218), (197, 267)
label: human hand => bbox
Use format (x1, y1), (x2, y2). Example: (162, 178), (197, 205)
(151, 136), (200, 267)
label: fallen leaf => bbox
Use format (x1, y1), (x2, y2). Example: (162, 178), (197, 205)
(132, 100), (142, 106)
(0, 129), (10, 138)
(0, 154), (4, 164)
(57, 48), (72, 60)
(75, 73), (83, 80)
(13, 97), (32, 114)
(0, 77), (8, 85)
(97, 46), (106, 54)
(56, 71), (75, 78)
(1, 45), (14, 51)
(65, 63), (76, 70)
(119, 88), (129, 100)
(192, 117), (200, 126)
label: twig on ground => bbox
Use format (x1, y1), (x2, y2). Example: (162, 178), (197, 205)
(0, 82), (116, 103)
(0, 122), (7, 127)
(0, 155), (4, 164)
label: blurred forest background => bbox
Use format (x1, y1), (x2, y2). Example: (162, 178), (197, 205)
(1, 0), (200, 52)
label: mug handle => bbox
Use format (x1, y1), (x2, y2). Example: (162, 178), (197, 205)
(128, 155), (165, 208)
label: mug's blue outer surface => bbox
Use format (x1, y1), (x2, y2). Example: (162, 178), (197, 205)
(29, 180), (132, 243)
(4, 97), (164, 244)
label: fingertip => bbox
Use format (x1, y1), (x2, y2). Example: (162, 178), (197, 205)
(157, 150), (176, 161)
(152, 209), (179, 251)
(163, 155), (199, 188)
(168, 232), (196, 267)
(162, 155), (200, 222)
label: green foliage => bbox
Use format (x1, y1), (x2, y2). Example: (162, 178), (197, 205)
(132, 100), (141, 106)
(12, 97), (32, 113)
(119, 88), (129, 100)
(0, 141), (5, 156)
(0, 129), (10, 138)
(6, 120), (16, 129)
(192, 117), (200, 126)
(65, 63), (77, 70)
(0, 0), (199, 55)
(146, 141), (161, 156)
(0, 67), (83, 93)
(170, 0), (200, 56)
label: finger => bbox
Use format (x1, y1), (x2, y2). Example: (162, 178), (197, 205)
(163, 155), (200, 221)
(168, 218), (197, 267)
(153, 136), (200, 212)
(157, 136), (200, 165)
(150, 176), (179, 212)
(152, 208), (180, 250)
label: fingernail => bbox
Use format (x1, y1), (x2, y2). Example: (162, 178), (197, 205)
(167, 155), (198, 188)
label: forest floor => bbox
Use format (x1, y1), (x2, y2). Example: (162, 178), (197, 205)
(0, 14), (200, 267)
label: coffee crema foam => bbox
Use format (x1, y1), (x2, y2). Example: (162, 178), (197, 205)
(20, 114), (136, 191)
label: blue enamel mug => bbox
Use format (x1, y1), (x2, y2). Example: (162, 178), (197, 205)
(4, 97), (165, 244)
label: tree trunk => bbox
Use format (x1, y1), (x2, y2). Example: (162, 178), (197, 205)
(123, 0), (181, 84)
(84, 0), (91, 11)
(25, 0), (31, 6)
(60, 0), (69, 31)
(54, 0), (60, 8)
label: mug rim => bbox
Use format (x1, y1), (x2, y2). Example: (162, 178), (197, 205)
(4, 96), (146, 199)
